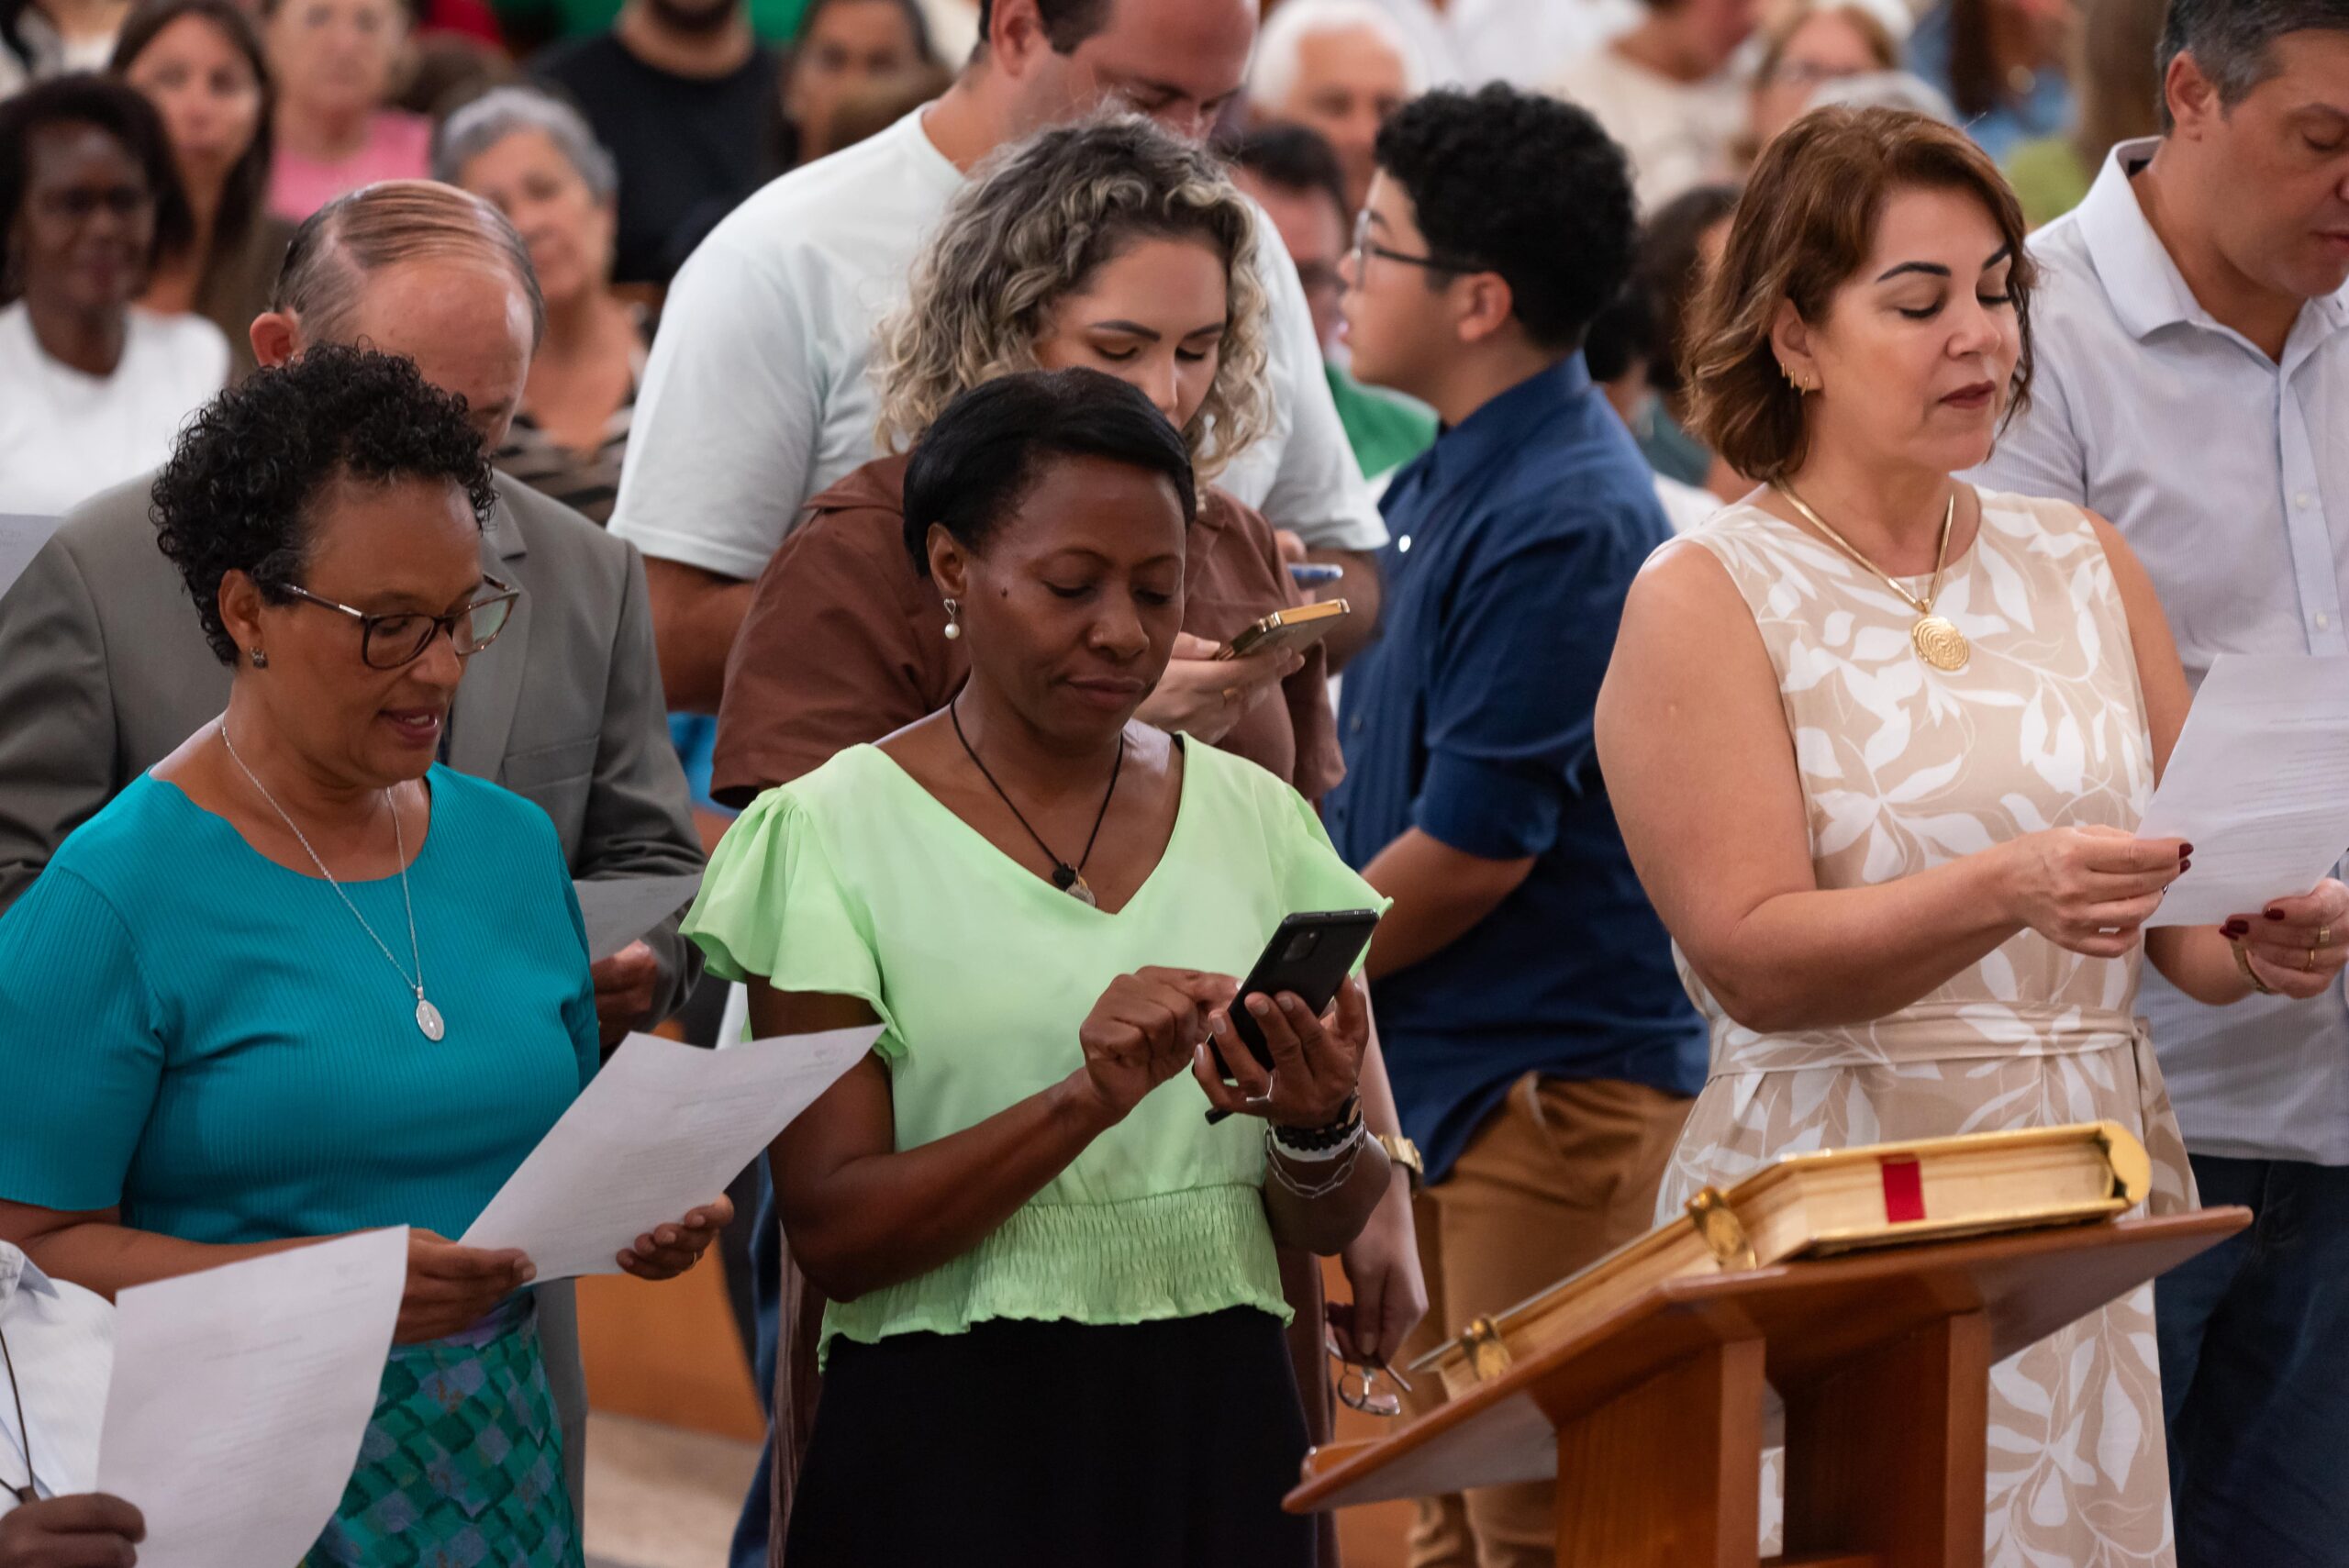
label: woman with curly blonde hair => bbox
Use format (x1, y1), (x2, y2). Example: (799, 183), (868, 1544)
(713, 114), (1334, 803)
(707, 114), (1427, 1562)
(870, 116), (1274, 490)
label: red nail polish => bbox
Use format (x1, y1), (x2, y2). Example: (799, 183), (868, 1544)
(2180, 860), (2193, 873)
(2179, 844), (2194, 860)
(2266, 909), (2287, 921)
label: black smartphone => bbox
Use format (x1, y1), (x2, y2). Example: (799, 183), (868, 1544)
(1223, 909), (1383, 1073)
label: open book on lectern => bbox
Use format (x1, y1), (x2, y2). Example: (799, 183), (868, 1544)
(1414, 1120), (2151, 1400)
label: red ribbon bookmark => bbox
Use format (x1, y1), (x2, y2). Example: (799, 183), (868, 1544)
(1880, 1156), (1926, 1224)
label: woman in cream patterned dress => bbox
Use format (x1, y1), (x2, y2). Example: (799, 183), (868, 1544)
(1596, 108), (2349, 1567)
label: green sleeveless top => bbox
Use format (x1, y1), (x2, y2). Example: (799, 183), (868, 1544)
(685, 741), (1384, 1359)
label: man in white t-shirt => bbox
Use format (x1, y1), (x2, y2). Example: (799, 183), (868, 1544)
(611, 0), (1390, 710)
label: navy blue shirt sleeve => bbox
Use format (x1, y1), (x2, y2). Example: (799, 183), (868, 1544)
(1411, 504), (1642, 862)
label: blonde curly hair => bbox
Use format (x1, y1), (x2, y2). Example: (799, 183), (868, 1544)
(873, 115), (1273, 494)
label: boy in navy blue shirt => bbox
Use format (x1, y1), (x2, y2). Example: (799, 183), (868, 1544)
(1324, 83), (1709, 1568)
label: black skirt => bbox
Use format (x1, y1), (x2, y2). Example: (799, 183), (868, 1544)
(784, 1308), (1316, 1567)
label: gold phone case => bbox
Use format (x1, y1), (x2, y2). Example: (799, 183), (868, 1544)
(1219, 599), (1351, 660)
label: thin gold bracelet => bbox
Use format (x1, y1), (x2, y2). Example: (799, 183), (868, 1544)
(2232, 937), (2278, 996)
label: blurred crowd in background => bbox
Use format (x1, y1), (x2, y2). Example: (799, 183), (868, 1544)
(0, 0), (2160, 538)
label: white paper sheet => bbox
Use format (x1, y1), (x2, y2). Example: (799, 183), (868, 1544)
(462, 1027), (880, 1279)
(2139, 654), (2349, 925)
(93, 1229), (406, 1568)
(573, 872), (706, 962)
(0, 515), (65, 597)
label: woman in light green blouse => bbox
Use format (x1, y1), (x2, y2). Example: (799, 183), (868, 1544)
(685, 369), (1393, 1565)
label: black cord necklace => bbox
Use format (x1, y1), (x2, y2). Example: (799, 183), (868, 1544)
(950, 698), (1125, 907)
(1, 1325), (39, 1505)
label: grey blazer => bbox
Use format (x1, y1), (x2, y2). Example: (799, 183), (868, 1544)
(0, 468), (709, 1518)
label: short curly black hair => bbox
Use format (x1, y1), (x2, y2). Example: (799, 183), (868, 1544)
(152, 344), (500, 665)
(1374, 83), (1637, 353)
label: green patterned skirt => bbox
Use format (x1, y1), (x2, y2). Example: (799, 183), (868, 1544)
(305, 1295), (580, 1568)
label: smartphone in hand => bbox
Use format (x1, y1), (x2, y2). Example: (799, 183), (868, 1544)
(1222, 909), (1383, 1073)
(1217, 600), (1352, 662)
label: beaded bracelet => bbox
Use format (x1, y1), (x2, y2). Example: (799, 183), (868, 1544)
(1269, 1095), (1362, 1158)
(1268, 1117), (1368, 1164)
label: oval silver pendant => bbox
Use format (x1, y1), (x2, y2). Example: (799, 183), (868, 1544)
(416, 997), (446, 1040)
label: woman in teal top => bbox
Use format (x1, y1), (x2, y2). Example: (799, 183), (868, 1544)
(687, 369), (1395, 1566)
(0, 347), (724, 1566)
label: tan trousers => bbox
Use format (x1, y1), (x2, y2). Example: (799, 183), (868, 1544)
(1397, 1073), (1693, 1568)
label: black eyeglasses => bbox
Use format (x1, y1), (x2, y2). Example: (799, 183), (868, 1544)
(277, 575), (521, 669)
(1350, 207), (1478, 280)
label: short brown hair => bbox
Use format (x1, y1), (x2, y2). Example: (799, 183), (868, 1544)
(1686, 106), (2034, 483)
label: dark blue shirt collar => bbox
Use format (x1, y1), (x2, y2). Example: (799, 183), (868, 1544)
(1413, 355), (1595, 498)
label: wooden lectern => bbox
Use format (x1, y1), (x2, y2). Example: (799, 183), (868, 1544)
(1287, 1209), (2248, 1568)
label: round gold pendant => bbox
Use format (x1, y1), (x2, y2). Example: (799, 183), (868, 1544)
(1912, 615), (1970, 672)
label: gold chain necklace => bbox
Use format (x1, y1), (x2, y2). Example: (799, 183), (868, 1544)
(1776, 483), (1971, 672)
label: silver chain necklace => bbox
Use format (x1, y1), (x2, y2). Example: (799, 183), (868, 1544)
(217, 719), (444, 1040)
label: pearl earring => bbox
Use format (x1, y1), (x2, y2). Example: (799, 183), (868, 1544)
(942, 598), (962, 641)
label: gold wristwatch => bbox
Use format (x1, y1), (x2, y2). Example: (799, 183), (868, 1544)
(1375, 1133), (1425, 1194)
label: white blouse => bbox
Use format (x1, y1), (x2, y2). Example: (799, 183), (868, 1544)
(0, 303), (228, 516)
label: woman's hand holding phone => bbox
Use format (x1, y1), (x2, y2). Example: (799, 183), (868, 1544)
(1136, 633), (1300, 744)
(1193, 975), (1370, 1128)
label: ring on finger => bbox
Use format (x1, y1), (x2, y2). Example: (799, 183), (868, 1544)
(2308, 946), (2321, 973)
(2322, 924), (2334, 948)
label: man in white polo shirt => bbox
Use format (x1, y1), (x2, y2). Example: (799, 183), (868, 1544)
(1970, 3), (2349, 1562)
(613, 0), (1389, 712)
(0, 1241), (140, 1568)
